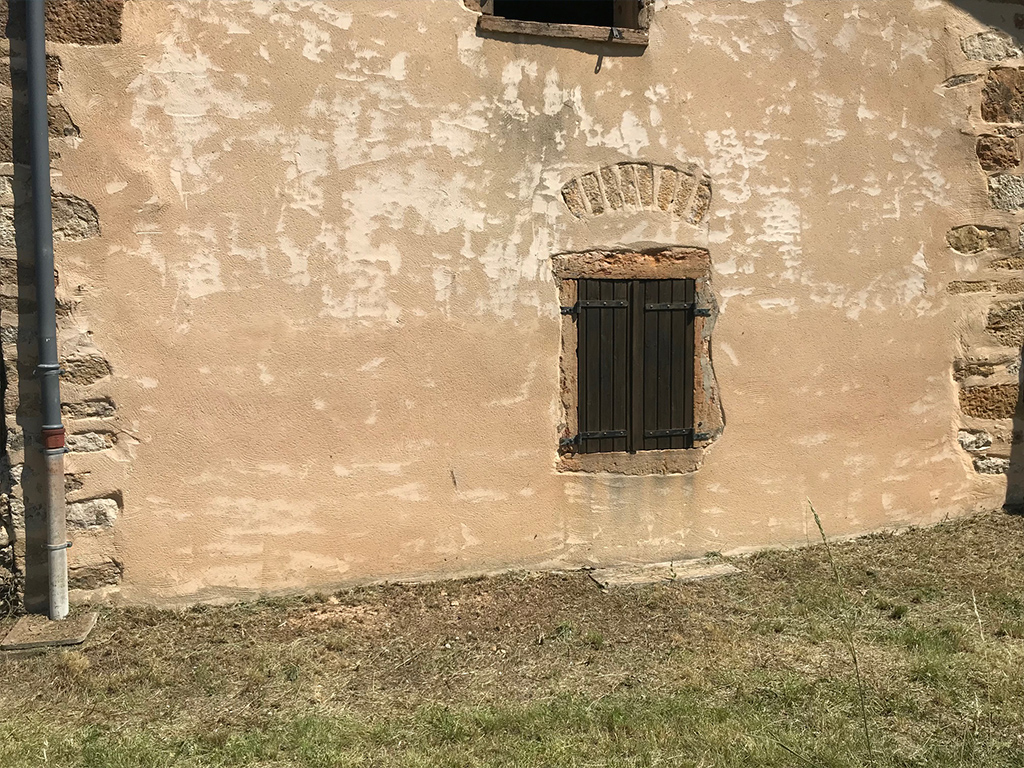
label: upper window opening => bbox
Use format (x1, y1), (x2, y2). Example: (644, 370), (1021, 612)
(493, 1), (615, 28)
(475, 0), (649, 46)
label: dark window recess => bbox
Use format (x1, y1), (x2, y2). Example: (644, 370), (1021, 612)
(491, 1), (640, 29)
(566, 279), (697, 454)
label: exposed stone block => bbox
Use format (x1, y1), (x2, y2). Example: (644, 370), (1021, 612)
(561, 178), (586, 218)
(948, 280), (993, 294)
(982, 67), (1024, 123)
(656, 167), (679, 211)
(960, 383), (1020, 419)
(617, 163), (639, 207)
(0, 54), (60, 94)
(67, 431), (114, 453)
(66, 497), (117, 530)
(987, 300), (1024, 345)
(673, 171), (696, 216)
(0, 99), (78, 163)
(62, 354), (111, 385)
(989, 173), (1024, 210)
(992, 253), (1024, 270)
(62, 397), (115, 419)
(52, 195), (99, 241)
(959, 429), (993, 452)
(962, 30), (1023, 61)
(951, 278), (1024, 294)
(64, 472), (87, 493)
(978, 135), (1019, 171)
(579, 172), (604, 215)
(0, 0), (124, 45)
(0, 292), (34, 313)
(5, 425), (22, 453)
(600, 166), (624, 210)
(947, 224), (1012, 253)
(687, 177), (712, 225)
(634, 163), (654, 207)
(944, 73), (981, 88)
(0, 257), (19, 286)
(0, 205), (14, 249)
(974, 455), (1010, 474)
(69, 557), (122, 590)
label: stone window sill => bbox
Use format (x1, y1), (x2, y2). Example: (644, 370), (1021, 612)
(477, 16), (648, 46)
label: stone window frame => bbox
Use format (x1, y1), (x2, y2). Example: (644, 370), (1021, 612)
(469, 0), (652, 47)
(553, 247), (724, 475)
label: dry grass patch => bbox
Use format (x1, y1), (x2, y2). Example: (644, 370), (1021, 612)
(1, 510), (1024, 766)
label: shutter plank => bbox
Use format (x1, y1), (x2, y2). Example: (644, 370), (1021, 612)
(599, 280), (614, 453)
(669, 280), (685, 450)
(656, 280), (672, 450)
(612, 280), (629, 453)
(580, 279), (598, 454)
(630, 280), (644, 453)
(643, 281), (659, 451)
(683, 279), (695, 449)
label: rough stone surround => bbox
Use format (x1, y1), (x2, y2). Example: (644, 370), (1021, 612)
(552, 246), (724, 475)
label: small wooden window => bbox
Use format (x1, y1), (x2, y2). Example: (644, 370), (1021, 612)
(568, 278), (695, 454)
(476, 0), (649, 46)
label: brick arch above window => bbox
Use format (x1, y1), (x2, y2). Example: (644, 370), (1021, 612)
(560, 163), (712, 224)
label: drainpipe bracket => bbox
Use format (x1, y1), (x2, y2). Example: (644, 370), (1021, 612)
(40, 425), (65, 451)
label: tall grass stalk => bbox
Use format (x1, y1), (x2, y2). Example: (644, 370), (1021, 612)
(810, 501), (873, 762)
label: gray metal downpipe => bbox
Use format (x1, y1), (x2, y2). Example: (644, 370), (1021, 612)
(26, 0), (68, 620)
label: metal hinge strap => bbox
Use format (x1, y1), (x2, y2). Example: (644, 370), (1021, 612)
(581, 430), (627, 440)
(560, 429), (628, 448)
(645, 302), (693, 311)
(643, 428), (716, 441)
(644, 302), (713, 317)
(561, 299), (630, 317)
(643, 428), (692, 438)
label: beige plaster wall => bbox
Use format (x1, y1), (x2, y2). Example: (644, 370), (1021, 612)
(45, 0), (999, 604)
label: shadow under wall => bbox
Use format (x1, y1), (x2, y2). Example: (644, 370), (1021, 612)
(5, 0), (49, 613)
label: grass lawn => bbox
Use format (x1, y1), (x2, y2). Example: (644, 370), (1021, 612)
(2, 510), (1024, 767)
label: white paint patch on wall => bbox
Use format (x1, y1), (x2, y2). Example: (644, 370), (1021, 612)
(129, 19), (271, 200)
(457, 27), (487, 76)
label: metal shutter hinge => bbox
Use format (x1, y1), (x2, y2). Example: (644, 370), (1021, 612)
(644, 301), (712, 316)
(561, 299), (629, 317)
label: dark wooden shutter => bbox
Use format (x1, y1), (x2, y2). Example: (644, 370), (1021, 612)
(638, 279), (694, 451)
(577, 279), (630, 454)
(575, 278), (695, 454)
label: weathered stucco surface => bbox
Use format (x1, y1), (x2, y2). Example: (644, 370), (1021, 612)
(21, 0), (1012, 603)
